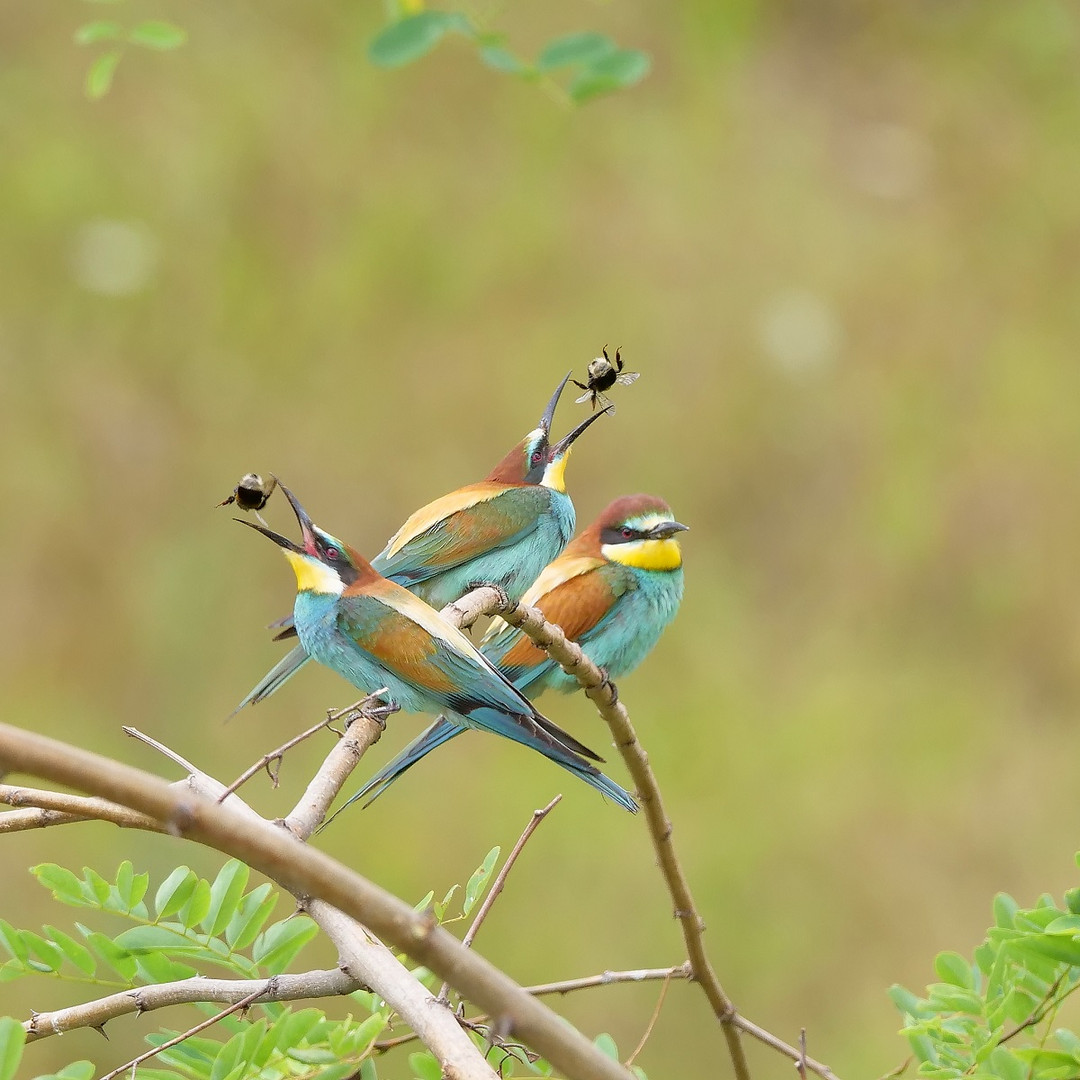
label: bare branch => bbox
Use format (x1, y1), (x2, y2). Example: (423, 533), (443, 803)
(732, 1014), (841, 1080)
(0, 785), (159, 833)
(24, 969), (357, 1042)
(442, 589), (848, 1080)
(438, 795), (562, 1003)
(282, 691), (398, 840)
(0, 722), (634, 1080)
(99, 982), (271, 1080)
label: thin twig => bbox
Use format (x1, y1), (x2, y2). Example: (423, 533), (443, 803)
(998, 971), (1068, 1045)
(218, 716), (339, 802)
(733, 1013), (840, 1080)
(624, 969), (674, 1068)
(98, 981), (271, 1080)
(798, 1029), (808, 1080)
(875, 1057), (912, 1080)
(376, 964), (695, 1053)
(437, 795), (562, 1003)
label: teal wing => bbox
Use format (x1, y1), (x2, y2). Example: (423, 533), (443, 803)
(372, 484), (554, 584)
(335, 582), (603, 760)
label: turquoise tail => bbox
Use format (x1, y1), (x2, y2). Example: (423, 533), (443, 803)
(318, 716), (464, 829)
(231, 644), (311, 715)
(462, 706), (638, 813)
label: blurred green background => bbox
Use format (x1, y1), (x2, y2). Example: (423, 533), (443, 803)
(5, 1), (1080, 1076)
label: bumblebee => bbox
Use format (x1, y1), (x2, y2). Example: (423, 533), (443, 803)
(218, 473), (276, 527)
(571, 346), (640, 412)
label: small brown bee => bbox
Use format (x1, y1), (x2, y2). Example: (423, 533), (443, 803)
(218, 473), (277, 527)
(571, 346), (640, 413)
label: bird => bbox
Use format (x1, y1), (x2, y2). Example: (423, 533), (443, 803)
(233, 373), (610, 713)
(342, 494), (687, 809)
(239, 481), (638, 820)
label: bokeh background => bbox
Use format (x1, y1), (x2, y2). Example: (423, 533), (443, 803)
(5, 1), (1080, 1076)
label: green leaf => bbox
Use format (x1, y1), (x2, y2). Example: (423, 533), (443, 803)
(31, 866), (87, 908)
(1012, 935), (1080, 965)
(347, 1012), (389, 1056)
(83, 868), (114, 909)
(85, 49), (121, 98)
(42, 927), (96, 977)
(23, 932), (65, 973)
(83, 931), (136, 981)
(225, 883), (278, 951)
(74, 20), (121, 44)
(935, 951), (974, 989)
(178, 879), (213, 931)
(463, 847), (500, 916)
(114, 924), (204, 953)
(569, 49), (651, 104)
(408, 1051), (442, 1080)
(368, 12), (464, 69)
(536, 32), (614, 72)
(115, 861), (135, 908)
(128, 20), (187, 50)
(155, 867), (197, 920)
(0, 1017), (26, 1080)
(413, 890), (435, 914)
(311, 1066), (357, 1080)
(35, 1063), (95, 1080)
(253, 917), (318, 974)
(0, 922), (29, 963)
(136, 951), (198, 984)
(593, 1033), (619, 1060)
(480, 47), (526, 75)
(203, 861), (250, 938)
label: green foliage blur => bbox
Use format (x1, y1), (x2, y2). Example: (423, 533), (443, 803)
(4, 0), (1080, 1077)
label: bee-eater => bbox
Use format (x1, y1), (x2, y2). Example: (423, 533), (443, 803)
(339, 494), (687, 810)
(234, 374), (609, 712)
(241, 481), (638, 815)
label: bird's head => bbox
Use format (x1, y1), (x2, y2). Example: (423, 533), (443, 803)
(486, 372), (611, 491)
(238, 479), (363, 596)
(596, 495), (689, 572)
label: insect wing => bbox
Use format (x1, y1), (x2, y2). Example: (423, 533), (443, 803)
(616, 371), (640, 386)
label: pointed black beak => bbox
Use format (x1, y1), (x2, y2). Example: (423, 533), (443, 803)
(235, 517), (303, 553)
(275, 479), (318, 552)
(538, 372), (572, 436)
(649, 520), (689, 540)
(549, 403), (613, 458)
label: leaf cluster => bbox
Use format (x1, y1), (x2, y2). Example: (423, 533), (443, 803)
(892, 854), (1080, 1080)
(75, 0), (186, 100)
(369, 11), (650, 104)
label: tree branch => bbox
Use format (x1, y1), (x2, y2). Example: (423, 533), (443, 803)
(443, 588), (846, 1080)
(0, 723), (633, 1080)
(24, 969), (357, 1042)
(0, 784), (160, 833)
(99, 982), (271, 1080)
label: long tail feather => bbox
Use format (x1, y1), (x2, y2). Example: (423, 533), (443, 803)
(231, 644), (311, 715)
(463, 707), (637, 813)
(318, 717), (463, 829)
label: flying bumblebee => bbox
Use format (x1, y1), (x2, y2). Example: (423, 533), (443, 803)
(571, 346), (640, 413)
(218, 473), (277, 527)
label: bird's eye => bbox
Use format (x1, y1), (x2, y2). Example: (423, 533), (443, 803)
(621, 527), (634, 539)
(531, 450), (543, 465)
(325, 547), (340, 561)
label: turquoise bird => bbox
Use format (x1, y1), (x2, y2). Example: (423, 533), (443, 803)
(333, 494), (686, 812)
(235, 374), (609, 712)
(241, 481), (638, 815)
